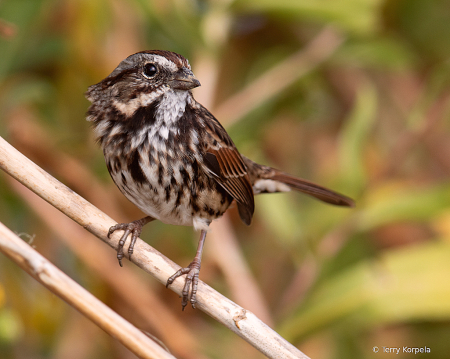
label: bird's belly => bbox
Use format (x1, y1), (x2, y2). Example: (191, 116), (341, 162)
(113, 176), (193, 226)
(110, 161), (233, 229)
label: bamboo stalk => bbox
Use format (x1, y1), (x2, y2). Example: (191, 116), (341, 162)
(0, 135), (309, 359)
(8, 178), (208, 359)
(0, 221), (176, 359)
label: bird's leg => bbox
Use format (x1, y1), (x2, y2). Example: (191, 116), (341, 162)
(107, 216), (155, 266)
(166, 229), (207, 310)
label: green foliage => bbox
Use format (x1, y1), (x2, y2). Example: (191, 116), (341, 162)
(339, 83), (377, 193)
(235, 0), (383, 34)
(1, 0), (450, 358)
(281, 241), (450, 340)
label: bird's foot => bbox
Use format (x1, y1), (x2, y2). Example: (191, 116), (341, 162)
(107, 216), (153, 266)
(166, 260), (201, 311)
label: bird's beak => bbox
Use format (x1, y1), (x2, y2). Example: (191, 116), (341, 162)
(170, 68), (201, 90)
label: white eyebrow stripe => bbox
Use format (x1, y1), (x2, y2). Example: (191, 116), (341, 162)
(145, 55), (179, 72)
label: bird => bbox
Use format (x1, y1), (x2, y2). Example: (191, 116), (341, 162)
(86, 50), (354, 310)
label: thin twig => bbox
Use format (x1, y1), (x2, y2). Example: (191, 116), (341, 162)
(0, 135), (309, 358)
(0, 221), (176, 359)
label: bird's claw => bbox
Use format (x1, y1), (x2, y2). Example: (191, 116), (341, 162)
(166, 261), (201, 310)
(107, 221), (144, 266)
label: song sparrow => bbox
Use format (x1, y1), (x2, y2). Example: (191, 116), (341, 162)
(86, 50), (354, 310)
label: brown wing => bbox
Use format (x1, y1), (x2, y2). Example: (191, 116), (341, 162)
(204, 147), (255, 224)
(197, 107), (255, 225)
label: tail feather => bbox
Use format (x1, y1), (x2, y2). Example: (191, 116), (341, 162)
(270, 172), (354, 207)
(242, 156), (354, 207)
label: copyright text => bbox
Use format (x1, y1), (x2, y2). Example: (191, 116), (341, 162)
(372, 346), (430, 354)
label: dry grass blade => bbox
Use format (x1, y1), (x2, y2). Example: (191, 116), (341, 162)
(214, 26), (344, 125)
(0, 222), (177, 359)
(0, 135), (310, 358)
(209, 216), (273, 326)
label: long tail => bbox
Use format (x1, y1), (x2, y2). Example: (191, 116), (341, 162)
(243, 157), (354, 207)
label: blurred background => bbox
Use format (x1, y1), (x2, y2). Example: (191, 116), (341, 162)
(1, 0), (450, 358)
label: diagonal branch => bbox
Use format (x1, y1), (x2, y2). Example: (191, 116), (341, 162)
(0, 135), (309, 359)
(6, 112), (207, 359)
(8, 178), (207, 359)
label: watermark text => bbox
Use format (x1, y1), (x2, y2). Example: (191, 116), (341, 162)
(372, 346), (430, 354)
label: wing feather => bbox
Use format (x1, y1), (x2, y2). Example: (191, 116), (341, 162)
(196, 108), (255, 224)
(204, 147), (254, 219)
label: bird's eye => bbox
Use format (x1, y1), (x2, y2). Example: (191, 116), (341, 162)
(143, 63), (157, 78)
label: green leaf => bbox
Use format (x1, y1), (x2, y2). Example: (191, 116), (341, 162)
(0, 0), (47, 81)
(279, 240), (450, 342)
(256, 194), (304, 247)
(336, 37), (417, 70)
(358, 182), (450, 231)
(234, 0), (383, 34)
(338, 83), (377, 193)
